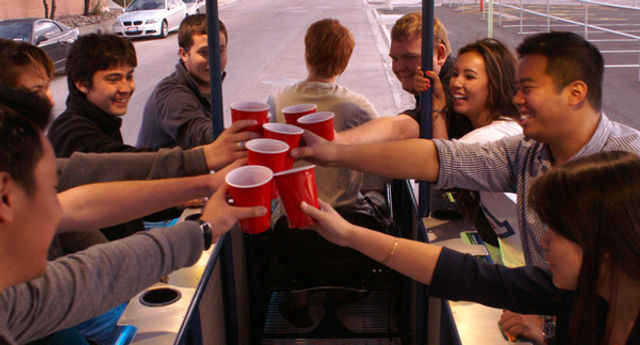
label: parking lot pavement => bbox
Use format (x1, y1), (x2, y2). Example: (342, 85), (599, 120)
(372, 0), (640, 129)
(78, 0), (240, 36)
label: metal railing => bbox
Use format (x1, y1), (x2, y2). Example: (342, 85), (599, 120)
(472, 0), (640, 81)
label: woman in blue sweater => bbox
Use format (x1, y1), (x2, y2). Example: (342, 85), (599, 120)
(301, 150), (640, 345)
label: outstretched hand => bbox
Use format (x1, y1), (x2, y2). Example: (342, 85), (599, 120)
(203, 120), (260, 171)
(207, 157), (247, 192)
(290, 130), (341, 167)
(300, 199), (356, 247)
(200, 184), (267, 241)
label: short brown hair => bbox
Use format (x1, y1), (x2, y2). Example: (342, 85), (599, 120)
(0, 39), (54, 88)
(391, 12), (451, 55)
(304, 19), (354, 78)
(178, 14), (228, 51)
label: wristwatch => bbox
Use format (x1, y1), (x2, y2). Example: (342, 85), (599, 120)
(195, 219), (213, 250)
(542, 315), (556, 345)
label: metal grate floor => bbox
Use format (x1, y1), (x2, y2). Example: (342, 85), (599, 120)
(261, 290), (401, 345)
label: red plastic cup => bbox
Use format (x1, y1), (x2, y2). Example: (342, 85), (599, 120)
(274, 165), (319, 228)
(230, 102), (270, 134)
(246, 138), (289, 199)
(282, 104), (317, 125)
(225, 165), (273, 234)
(262, 123), (304, 170)
(296, 112), (335, 141)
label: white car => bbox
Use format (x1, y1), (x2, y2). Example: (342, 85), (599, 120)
(113, 0), (186, 39)
(184, 0), (206, 16)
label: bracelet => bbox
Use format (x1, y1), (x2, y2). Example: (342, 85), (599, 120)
(380, 237), (399, 264)
(432, 108), (445, 121)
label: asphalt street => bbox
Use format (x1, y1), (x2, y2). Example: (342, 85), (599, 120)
(48, 0), (640, 145)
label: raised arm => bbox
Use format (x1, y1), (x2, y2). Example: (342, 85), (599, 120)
(292, 131), (440, 182)
(57, 159), (244, 232)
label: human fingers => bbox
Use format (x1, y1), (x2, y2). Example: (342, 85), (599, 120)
(300, 199), (352, 246)
(228, 130), (260, 147)
(226, 119), (258, 133)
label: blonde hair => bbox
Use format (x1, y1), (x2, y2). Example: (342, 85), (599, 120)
(391, 12), (451, 55)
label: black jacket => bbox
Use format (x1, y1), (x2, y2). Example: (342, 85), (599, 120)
(47, 93), (164, 241)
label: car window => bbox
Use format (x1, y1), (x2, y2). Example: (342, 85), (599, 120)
(127, 0), (164, 11)
(0, 22), (33, 42)
(34, 21), (62, 41)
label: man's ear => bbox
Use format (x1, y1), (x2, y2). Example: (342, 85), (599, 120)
(566, 80), (588, 108)
(0, 172), (16, 223)
(178, 47), (188, 63)
(74, 80), (90, 95)
(435, 43), (447, 68)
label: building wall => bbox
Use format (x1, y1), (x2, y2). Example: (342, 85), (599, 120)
(1, 0), (86, 21)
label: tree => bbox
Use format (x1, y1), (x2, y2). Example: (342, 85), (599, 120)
(84, 0), (91, 16)
(42, 0), (57, 19)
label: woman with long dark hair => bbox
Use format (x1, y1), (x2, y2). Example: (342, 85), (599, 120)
(301, 150), (640, 345)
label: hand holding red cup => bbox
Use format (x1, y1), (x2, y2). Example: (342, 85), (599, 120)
(274, 165), (320, 228)
(225, 165), (273, 234)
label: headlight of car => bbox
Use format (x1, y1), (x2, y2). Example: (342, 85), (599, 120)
(113, 20), (121, 26)
(145, 19), (158, 24)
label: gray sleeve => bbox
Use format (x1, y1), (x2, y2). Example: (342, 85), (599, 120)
(158, 87), (214, 148)
(1, 222), (204, 344)
(57, 147), (209, 191)
(432, 136), (521, 193)
(266, 95), (277, 122)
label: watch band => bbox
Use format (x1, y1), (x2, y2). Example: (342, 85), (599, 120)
(542, 315), (556, 345)
(195, 219), (213, 250)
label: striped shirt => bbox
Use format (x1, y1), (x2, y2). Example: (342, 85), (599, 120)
(433, 113), (640, 267)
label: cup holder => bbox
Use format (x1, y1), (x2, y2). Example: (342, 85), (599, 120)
(184, 213), (202, 221)
(139, 287), (181, 307)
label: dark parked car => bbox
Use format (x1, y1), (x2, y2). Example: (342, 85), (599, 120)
(0, 18), (79, 73)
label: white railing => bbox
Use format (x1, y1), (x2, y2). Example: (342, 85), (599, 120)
(462, 0), (640, 82)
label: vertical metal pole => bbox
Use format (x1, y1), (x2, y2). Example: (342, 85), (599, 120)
(519, 0), (523, 34)
(205, 5), (237, 345)
(417, 0), (434, 336)
(207, 0), (224, 139)
(546, 0), (550, 32)
(584, 3), (589, 39)
(419, 1), (433, 220)
(488, 0), (494, 38)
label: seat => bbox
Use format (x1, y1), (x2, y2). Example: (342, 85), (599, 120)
(245, 182), (412, 343)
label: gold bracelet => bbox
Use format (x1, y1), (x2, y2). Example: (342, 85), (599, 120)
(380, 237), (399, 264)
